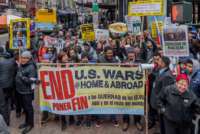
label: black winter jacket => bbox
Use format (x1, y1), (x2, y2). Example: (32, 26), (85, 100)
(15, 60), (37, 94)
(97, 55), (119, 63)
(150, 68), (175, 109)
(157, 84), (200, 124)
(0, 53), (16, 88)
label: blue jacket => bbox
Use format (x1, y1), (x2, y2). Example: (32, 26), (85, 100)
(189, 70), (200, 97)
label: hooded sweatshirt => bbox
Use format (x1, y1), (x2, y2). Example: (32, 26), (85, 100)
(187, 59), (200, 80)
(187, 59), (200, 97)
(82, 44), (97, 60)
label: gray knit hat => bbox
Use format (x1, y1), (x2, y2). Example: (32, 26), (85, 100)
(21, 51), (31, 58)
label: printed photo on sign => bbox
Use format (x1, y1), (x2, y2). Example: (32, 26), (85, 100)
(12, 21), (28, 48)
(13, 39), (27, 49)
(162, 25), (189, 57)
(10, 18), (30, 50)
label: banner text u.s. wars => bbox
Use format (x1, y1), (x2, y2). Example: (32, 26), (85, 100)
(39, 66), (145, 115)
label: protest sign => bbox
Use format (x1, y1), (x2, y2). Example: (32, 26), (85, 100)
(125, 16), (141, 34)
(36, 9), (56, 23)
(162, 25), (189, 57)
(93, 12), (99, 29)
(10, 18), (30, 49)
(43, 36), (65, 53)
(80, 24), (95, 41)
(39, 66), (145, 115)
(109, 23), (128, 36)
(95, 29), (109, 41)
(128, 0), (164, 16)
(151, 21), (163, 38)
(148, 0), (166, 44)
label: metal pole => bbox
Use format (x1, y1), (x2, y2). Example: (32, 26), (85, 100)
(145, 71), (149, 134)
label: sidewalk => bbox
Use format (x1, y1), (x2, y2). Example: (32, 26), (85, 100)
(9, 87), (159, 134)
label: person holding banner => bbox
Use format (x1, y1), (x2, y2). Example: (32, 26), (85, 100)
(157, 74), (200, 134)
(122, 47), (143, 132)
(82, 42), (97, 61)
(148, 52), (161, 129)
(96, 45), (119, 127)
(75, 52), (92, 128)
(15, 51), (36, 134)
(57, 52), (76, 131)
(111, 40), (126, 62)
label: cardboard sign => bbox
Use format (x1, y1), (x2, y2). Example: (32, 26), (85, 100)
(80, 24), (95, 41)
(10, 18), (30, 50)
(162, 25), (189, 57)
(44, 36), (65, 53)
(39, 66), (145, 115)
(109, 23), (128, 34)
(95, 29), (109, 41)
(125, 16), (141, 34)
(128, 0), (164, 16)
(93, 12), (99, 29)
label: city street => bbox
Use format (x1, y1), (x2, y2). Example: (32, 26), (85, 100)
(0, 0), (199, 134)
(9, 87), (159, 134)
(0, 33), (8, 47)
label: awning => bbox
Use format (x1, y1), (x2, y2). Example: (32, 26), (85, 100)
(57, 10), (76, 16)
(0, 14), (21, 28)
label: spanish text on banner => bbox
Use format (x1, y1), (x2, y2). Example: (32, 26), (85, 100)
(39, 66), (145, 115)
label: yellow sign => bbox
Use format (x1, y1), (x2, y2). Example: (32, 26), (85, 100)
(36, 9), (56, 23)
(128, 0), (164, 16)
(151, 21), (163, 38)
(80, 24), (95, 41)
(109, 23), (128, 34)
(39, 66), (145, 115)
(10, 18), (30, 50)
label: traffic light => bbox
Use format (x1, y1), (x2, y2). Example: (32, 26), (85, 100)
(171, 1), (193, 24)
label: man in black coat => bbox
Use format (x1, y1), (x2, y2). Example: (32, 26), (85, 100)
(122, 47), (143, 132)
(97, 45), (119, 63)
(0, 46), (16, 126)
(148, 52), (161, 129)
(15, 51), (37, 134)
(150, 56), (175, 134)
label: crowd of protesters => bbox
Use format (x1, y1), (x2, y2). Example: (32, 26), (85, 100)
(0, 22), (200, 134)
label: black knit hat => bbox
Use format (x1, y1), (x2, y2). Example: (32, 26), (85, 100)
(161, 56), (170, 67)
(81, 52), (89, 59)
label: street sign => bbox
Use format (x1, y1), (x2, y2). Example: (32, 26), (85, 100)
(92, 5), (99, 12)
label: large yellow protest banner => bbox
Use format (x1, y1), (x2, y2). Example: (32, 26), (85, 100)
(128, 0), (164, 16)
(80, 24), (95, 42)
(39, 66), (145, 115)
(36, 9), (56, 23)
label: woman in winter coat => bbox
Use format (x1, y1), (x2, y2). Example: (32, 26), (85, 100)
(157, 74), (200, 134)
